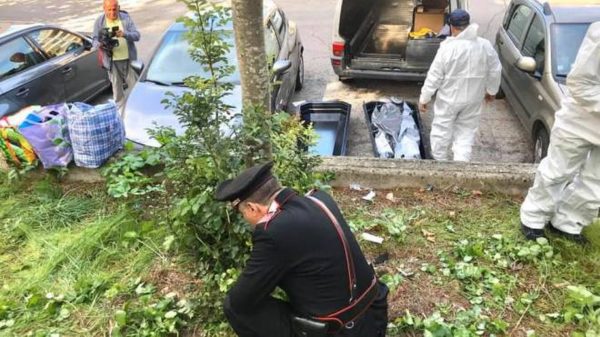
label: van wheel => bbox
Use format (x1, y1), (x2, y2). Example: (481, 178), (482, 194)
(339, 76), (353, 83)
(533, 127), (549, 163)
(495, 86), (505, 99)
(295, 54), (304, 91)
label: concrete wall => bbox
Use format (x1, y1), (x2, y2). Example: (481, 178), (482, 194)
(318, 157), (536, 196)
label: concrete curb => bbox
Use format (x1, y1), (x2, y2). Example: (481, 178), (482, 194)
(317, 157), (537, 196)
(2, 155), (537, 196)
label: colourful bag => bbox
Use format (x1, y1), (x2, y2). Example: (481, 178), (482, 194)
(67, 101), (124, 168)
(19, 104), (73, 169)
(0, 127), (37, 167)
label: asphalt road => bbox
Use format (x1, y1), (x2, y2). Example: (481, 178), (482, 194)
(1, 0), (532, 163)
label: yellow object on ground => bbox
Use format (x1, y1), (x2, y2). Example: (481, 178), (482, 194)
(409, 28), (435, 39)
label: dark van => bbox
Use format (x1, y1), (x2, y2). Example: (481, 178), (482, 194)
(331, 0), (467, 82)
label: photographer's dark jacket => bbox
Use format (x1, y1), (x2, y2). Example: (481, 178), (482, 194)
(227, 188), (386, 324)
(92, 10), (140, 69)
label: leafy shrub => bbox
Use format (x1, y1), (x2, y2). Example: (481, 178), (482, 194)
(103, 0), (330, 331)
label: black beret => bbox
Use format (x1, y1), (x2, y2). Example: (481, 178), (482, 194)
(215, 161), (274, 206)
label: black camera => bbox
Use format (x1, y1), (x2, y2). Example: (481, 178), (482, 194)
(99, 26), (120, 52)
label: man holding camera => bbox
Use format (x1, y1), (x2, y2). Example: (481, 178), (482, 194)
(93, 0), (140, 115)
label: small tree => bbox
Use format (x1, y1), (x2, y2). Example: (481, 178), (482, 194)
(231, 0), (272, 165)
(104, 0), (329, 332)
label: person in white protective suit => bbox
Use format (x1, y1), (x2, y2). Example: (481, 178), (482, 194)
(520, 22), (600, 244)
(418, 9), (502, 161)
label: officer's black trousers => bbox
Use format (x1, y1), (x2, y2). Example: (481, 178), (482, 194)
(223, 283), (388, 337)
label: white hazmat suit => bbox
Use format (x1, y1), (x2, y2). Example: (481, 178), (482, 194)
(419, 24), (502, 161)
(521, 22), (600, 236)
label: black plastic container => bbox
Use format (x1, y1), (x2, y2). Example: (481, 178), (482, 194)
(299, 101), (351, 156)
(363, 100), (430, 159)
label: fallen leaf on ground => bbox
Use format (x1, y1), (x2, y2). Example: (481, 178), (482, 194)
(421, 229), (436, 243)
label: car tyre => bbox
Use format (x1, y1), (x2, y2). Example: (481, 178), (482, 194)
(295, 53), (304, 91)
(495, 86), (505, 99)
(534, 127), (549, 164)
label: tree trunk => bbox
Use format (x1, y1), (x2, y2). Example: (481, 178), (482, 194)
(231, 0), (272, 165)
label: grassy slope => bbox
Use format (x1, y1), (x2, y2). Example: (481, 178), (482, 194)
(0, 175), (172, 336)
(334, 187), (600, 337)
(1, 175), (599, 337)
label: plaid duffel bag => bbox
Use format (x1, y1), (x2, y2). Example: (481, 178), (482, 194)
(67, 101), (124, 168)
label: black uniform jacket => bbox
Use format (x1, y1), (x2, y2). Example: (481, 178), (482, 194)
(227, 188), (375, 317)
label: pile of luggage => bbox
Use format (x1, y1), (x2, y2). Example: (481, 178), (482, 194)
(0, 102), (125, 170)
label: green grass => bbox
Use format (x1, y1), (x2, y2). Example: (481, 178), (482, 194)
(338, 189), (600, 337)
(2, 174), (599, 337)
(0, 174), (170, 336)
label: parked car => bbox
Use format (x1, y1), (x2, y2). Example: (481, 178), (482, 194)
(123, 0), (304, 147)
(495, 0), (600, 163)
(330, 0), (466, 82)
(0, 24), (110, 118)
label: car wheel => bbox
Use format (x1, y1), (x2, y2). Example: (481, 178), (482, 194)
(534, 127), (549, 164)
(495, 86), (505, 99)
(295, 53), (304, 91)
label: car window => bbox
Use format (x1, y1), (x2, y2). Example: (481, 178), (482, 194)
(265, 25), (279, 62)
(0, 37), (45, 81)
(506, 5), (532, 44)
(271, 10), (284, 36)
(551, 23), (590, 79)
(271, 10), (287, 45)
(522, 15), (545, 74)
(28, 29), (84, 58)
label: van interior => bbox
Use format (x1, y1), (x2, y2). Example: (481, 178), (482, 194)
(340, 0), (451, 74)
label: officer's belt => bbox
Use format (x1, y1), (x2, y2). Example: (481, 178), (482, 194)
(312, 277), (379, 332)
(306, 192), (380, 333)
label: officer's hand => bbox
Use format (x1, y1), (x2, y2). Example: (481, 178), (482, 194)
(418, 102), (428, 113)
(484, 93), (495, 103)
(116, 30), (125, 38)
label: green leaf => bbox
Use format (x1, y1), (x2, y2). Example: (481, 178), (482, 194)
(115, 309), (127, 326)
(165, 310), (178, 319)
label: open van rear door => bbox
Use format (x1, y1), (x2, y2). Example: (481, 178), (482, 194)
(450, 0), (468, 10)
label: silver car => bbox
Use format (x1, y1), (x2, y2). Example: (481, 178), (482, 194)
(495, 0), (600, 162)
(0, 24), (110, 118)
(124, 1), (304, 147)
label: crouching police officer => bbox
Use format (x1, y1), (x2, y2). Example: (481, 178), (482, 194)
(215, 162), (389, 337)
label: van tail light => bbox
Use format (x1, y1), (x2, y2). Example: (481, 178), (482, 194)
(331, 59), (341, 66)
(332, 41), (345, 57)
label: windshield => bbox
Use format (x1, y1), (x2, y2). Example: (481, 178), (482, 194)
(145, 29), (239, 85)
(551, 23), (590, 80)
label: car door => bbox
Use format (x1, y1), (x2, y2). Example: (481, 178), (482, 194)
(273, 9), (297, 106)
(28, 28), (108, 103)
(496, 3), (534, 126)
(0, 35), (61, 117)
(265, 18), (283, 111)
(516, 13), (553, 128)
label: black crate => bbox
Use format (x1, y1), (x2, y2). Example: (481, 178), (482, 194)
(299, 101), (351, 156)
(363, 100), (430, 159)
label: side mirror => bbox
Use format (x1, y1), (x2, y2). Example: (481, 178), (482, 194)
(131, 60), (145, 75)
(272, 60), (291, 77)
(516, 56), (536, 73)
(83, 39), (93, 51)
